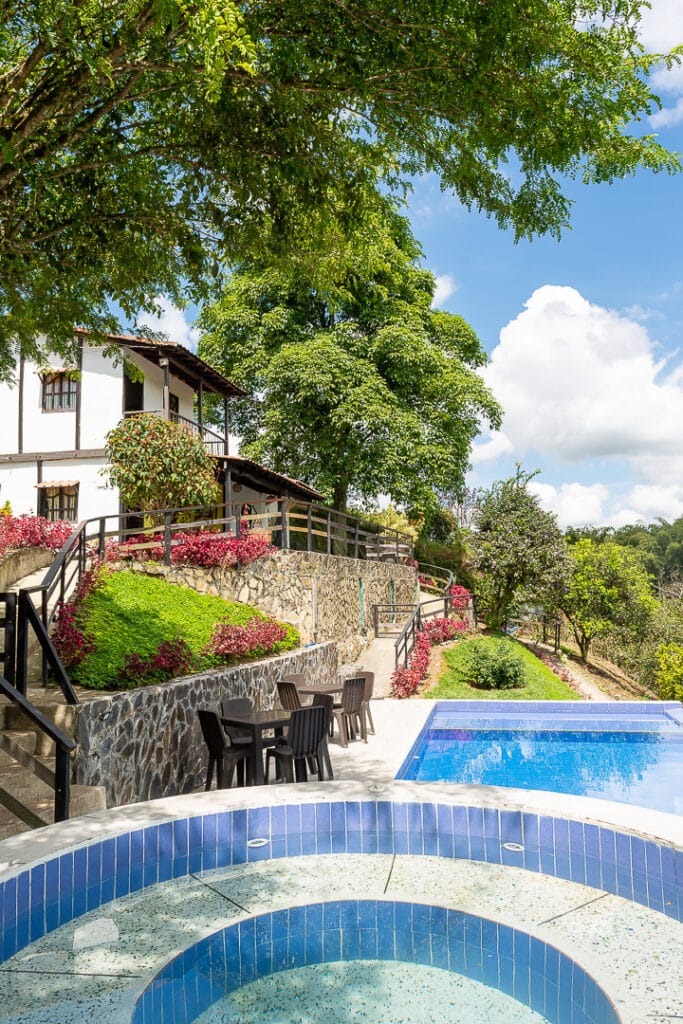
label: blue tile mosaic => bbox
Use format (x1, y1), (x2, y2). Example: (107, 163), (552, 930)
(129, 899), (620, 1024)
(0, 797), (681, 977)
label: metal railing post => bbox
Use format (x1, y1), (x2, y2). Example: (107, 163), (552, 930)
(0, 593), (16, 687)
(15, 591), (29, 696)
(98, 518), (106, 560)
(164, 511), (172, 567)
(41, 589), (48, 687)
(54, 743), (71, 822)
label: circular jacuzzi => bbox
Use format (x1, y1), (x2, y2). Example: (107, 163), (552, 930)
(0, 783), (680, 1023)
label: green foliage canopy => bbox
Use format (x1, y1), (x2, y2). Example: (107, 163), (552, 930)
(1, 0), (680, 378)
(103, 413), (220, 514)
(472, 469), (570, 630)
(199, 213), (501, 510)
(560, 538), (655, 661)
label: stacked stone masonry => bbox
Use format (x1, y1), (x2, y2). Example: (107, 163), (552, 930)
(74, 641), (338, 808)
(130, 550), (417, 663)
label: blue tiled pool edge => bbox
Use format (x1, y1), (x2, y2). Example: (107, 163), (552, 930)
(1, 796), (682, 967)
(131, 900), (619, 1024)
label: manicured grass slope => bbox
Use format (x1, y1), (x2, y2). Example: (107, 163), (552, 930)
(427, 634), (577, 701)
(72, 570), (297, 688)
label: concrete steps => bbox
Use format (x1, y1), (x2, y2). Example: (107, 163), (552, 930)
(0, 695), (106, 841)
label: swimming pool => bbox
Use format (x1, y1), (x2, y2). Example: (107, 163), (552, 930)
(396, 701), (683, 815)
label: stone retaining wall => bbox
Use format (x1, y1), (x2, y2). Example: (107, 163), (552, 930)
(74, 641), (337, 807)
(130, 550), (417, 663)
(0, 547), (53, 590)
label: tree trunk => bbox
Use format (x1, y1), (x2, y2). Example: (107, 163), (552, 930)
(332, 477), (348, 512)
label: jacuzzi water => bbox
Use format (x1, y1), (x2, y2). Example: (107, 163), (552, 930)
(194, 960), (548, 1024)
(397, 703), (683, 815)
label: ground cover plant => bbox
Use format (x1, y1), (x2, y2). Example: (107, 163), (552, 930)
(56, 569), (298, 689)
(427, 634), (577, 701)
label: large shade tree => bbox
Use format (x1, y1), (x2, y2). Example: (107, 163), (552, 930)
(198, 211), (501, 511)
(0, 0), (680, 378)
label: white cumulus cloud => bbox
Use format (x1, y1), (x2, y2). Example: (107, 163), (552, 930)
(529, 482), (610, 529)
(474, 284), (683, 526)
(137, 296), (200, 352)
(432, 274), (458, 308)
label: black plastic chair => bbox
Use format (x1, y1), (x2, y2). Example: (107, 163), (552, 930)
(197, 709), (252, 789)
(265, 705), (329, 783)
(311, 693), (334, 780)
(220, 697), (253, 747)
(277, 679), (302, 711)
(357, 671), (376, 735)
(332, 677), (367, 747)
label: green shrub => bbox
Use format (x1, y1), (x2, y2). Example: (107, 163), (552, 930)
(466, 637), (525, 689)
(654, 642), (683, 701)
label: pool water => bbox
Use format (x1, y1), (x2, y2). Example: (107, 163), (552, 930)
(396, 702), (683, 815)
(195, 960), (548, 1024)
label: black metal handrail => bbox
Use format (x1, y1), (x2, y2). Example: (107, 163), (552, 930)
(0, 674), (75, 822)
(416, 561), (454, 593)
(394, 595), (458, 668)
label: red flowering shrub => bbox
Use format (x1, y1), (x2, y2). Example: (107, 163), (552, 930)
(51, 603), (96, 668)
(447, 584), (472, 610)
(390, 617), (470, 699)
(204, 616), (288, 661)
(0, 515), (74, 559)
(105, 528), (275, 568)
(52, 562), (109, 668)
(119, 638), (194, 686)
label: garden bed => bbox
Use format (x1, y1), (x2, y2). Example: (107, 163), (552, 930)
(56, 568), (299, 690)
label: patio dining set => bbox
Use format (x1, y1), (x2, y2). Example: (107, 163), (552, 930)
(197, 671), (375, 790)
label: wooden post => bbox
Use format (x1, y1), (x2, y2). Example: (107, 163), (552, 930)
(164, 511), (172, 566)
(307, 505), (313, 551)
(354, 519), (359, 559)
(223, 397), (229, 454)
(279, 499), (288, 549)
(327, 509), (332, 554)
(197, 380), (204, 431)
(160, 358), (170, 419)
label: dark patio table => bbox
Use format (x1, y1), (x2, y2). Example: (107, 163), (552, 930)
(221, 709), (291, 786)
(296, 682), (344, 696)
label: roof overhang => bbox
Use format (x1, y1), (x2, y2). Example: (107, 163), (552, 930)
(215, 456), (324, 503)
(75, 330), (245, 399)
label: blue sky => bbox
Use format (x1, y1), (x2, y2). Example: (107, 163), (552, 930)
(141, 1), (683, 529)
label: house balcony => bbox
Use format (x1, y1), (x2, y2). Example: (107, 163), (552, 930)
(123, 410), (228, 456)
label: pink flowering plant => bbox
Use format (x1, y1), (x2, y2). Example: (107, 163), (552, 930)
(447, 584), (472, 611)
(204, 616), (291, 662)
(52, 561), (110, 669)
(390, 616), (469, 699)
(120, 638), (194, 685)
(0, 514), (73, 560)
(105, 527), (275, 569)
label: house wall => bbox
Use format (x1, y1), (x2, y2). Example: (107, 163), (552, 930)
(0, 344), (199, 518)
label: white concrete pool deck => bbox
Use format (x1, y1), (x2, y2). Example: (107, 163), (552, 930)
(0, 698), (682, 1023)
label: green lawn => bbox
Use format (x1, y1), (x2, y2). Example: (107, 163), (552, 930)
(71, 570), (298, 689)
(427, 634), (577, 700)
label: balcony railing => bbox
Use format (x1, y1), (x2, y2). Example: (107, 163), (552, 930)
(124, 409), (227, 455)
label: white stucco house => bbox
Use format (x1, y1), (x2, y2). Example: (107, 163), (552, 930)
(0, 332), (322, 523)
